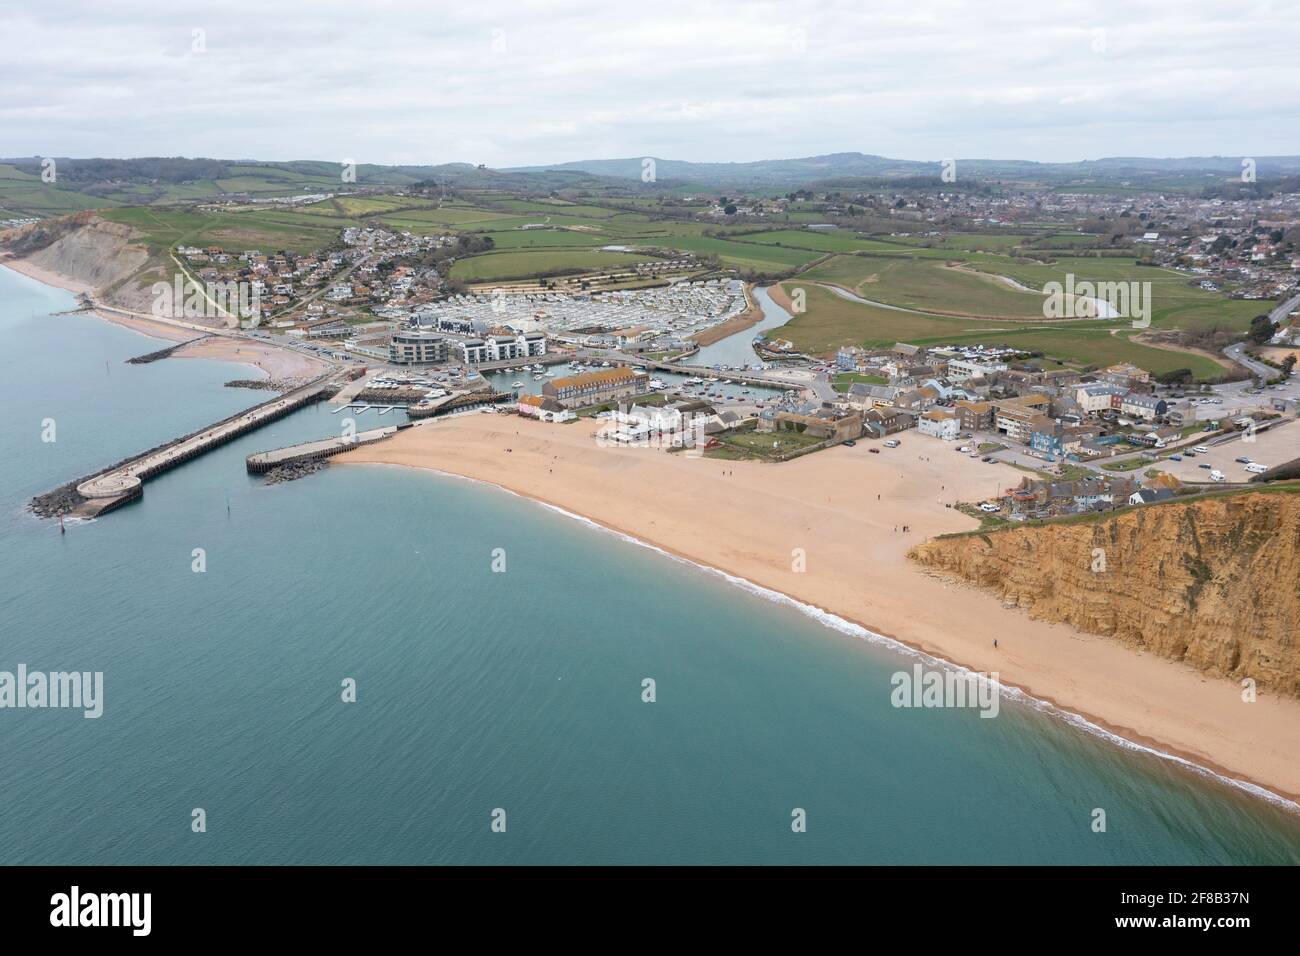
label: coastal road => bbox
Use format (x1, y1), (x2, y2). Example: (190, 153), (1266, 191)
(1224, 341), (1277, 382)
(1220, 290), (1300, 380)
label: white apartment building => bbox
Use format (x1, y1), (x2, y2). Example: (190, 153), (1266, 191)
(946, 358), (1008, 382)
(458, 332), (548, 364)
(389, 329), (449, 365)
(917, 408), (961, 440)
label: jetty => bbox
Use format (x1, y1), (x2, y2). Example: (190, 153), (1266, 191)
(246, 423), (407, 474)
(36, 375), (341, 519)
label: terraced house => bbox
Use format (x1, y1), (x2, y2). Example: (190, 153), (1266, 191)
(542, 367), (648, 408)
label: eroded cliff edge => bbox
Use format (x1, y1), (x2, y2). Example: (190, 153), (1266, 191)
(910, 491), (1300, 695)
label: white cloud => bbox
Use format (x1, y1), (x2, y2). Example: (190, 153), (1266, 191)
(0, 0), (1297, 165)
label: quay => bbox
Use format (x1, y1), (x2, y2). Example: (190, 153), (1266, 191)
(246, 424), (407, 473)
(39, 375), (342, 519)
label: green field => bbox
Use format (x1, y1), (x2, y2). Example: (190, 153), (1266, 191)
(447, 249), (650, 281)
(776, 282), (1227, 379)
(798, 255), (1048, 318)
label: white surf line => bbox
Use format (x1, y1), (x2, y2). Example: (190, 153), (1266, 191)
(354, 459), (1300, 815)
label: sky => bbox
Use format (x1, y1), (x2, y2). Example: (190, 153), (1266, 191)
(2, 0), (1298, 168)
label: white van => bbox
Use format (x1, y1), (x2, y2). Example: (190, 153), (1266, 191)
(1245, 463), (1268, 474)
(1209, 470), (1226, 482)
(1191, 445), (1209, 454)
(884, 439), (900, 448)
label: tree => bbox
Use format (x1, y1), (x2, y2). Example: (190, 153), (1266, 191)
(1282, 354), (1297, 377)
(724, 204), (737, 216)
(1248, 314), (1275, 345)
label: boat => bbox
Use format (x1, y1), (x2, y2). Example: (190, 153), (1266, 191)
(511, 381), (525, 388)
(648, 379), (667, 390)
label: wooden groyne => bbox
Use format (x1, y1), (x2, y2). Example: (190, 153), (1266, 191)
(34, 375), (338, 519)
(246, 423), (408, 473)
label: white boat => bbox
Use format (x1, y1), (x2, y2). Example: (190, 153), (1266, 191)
(511, 381), (525, 388)
(648, 379), (667, 390)
(533, 374), (545, 381)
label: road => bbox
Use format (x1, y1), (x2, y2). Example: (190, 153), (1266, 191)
(1220, 290), (1300, 380)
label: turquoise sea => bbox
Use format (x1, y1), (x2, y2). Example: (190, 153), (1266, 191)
(3, 265), (1300, 865)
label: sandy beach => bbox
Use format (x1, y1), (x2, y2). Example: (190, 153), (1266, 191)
(342, 412), (1300, 804)
(1, 257), (329, 379)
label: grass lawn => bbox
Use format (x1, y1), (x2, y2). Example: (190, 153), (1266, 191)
(832, 372), (888, 390)
(709, 428), (824, 460)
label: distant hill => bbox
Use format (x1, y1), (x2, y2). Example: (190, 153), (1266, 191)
(5, 152), (1300, 219)
(503, 152), (1300, 190)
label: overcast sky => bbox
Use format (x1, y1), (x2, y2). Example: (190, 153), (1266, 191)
(2, 0), (1298, 167)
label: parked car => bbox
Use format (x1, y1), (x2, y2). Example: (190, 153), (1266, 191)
(1210, 470), (1226, 482)
(842, 439), (856, 447)
(868, 447), (880, 454)
(1184, 451), (1197, 458)
(1169, 455), (1183, 461)
(979, 503), (1000, 513)
(1245, 463), (1268, 474)
(884, 439), (900, 448)
(1234, 456), (1253, 464)
(982, 456), (996, 463)
(1199, 463), (1213, 469)
(1192, 446), (1209, 453)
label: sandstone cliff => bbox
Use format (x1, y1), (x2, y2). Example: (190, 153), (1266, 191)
(910, 491), (1300, 695)
(2, 213), (154, 308)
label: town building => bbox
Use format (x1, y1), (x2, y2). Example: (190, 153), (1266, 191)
(542, 367), (648, 408)
(918, 408), (961, 440)
(459, 332), (547, 364)
(388, 329), (449, 365)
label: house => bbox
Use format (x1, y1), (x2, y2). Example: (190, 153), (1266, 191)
(1074, 383), (1128, 413)
(1101, 363), (1151, 386)
(836, 346), (865, 370)
(947, 357), (1008, 383)
(1129, 487), (1176, 505)
(894, 387), (938, 413)
(846, 383), (900, 409)
(917, 408), (961, 440)
(954, 400), (993, 431)
(863, 407), (914, 438)
(517, 394), (575, 423)
(1120, 393), (1167, 421)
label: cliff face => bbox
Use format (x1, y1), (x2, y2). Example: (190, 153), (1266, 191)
(3, 214), (152, 306)
(910, 492), (1300, 695)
